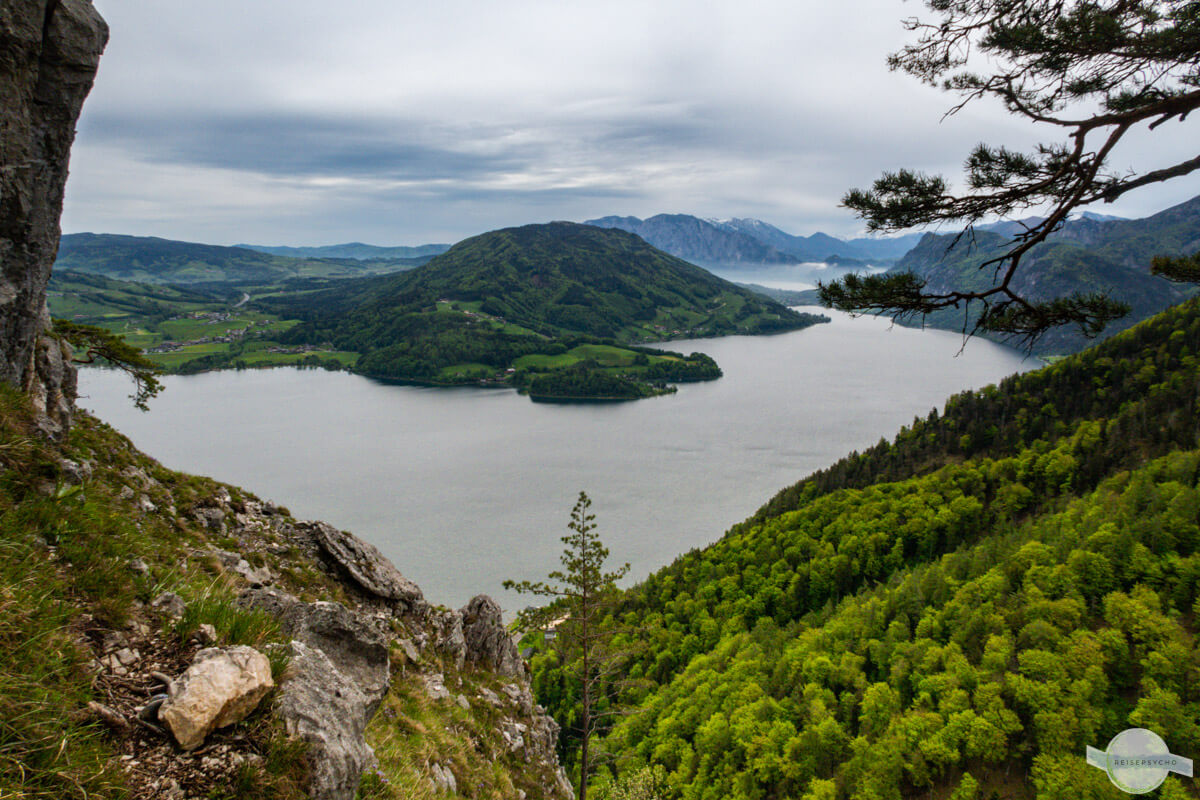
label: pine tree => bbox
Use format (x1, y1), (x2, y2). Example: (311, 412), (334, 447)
(822, 0), (1200, 346)
(505, 491), (631, 800)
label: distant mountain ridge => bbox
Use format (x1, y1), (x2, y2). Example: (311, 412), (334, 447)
(891, 195), (1200, 354)
(55, 233), (426, 284)
(584, 213), (925, 268)
(236, 242), (451, 261)
(585, 214), (800, 269)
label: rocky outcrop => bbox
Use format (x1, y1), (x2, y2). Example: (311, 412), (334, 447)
(461, 594), (525, 678)
(62, 439), (575, 799)
(280, 639), (381, 800)
(0, 0), (107, 435)
(301, 520), (425, 610)
(241, 587), (392, 800)
(159, 646), (274, 751)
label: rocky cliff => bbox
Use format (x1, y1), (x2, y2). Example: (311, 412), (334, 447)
(0, 0), (107, 435)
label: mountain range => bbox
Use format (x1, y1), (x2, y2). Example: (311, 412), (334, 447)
(584, 213), (925, 270)
(55, 233), (429, 284)
(889, 195), (1200, 354)
(236, 242), (451, 260)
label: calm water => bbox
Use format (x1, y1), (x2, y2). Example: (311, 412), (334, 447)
(77, 308), (1034, 610)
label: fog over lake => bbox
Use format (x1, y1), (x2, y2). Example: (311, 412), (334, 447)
(78, 308), (1034, 609)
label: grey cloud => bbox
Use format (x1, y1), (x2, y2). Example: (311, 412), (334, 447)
(79, 113), (539, 182)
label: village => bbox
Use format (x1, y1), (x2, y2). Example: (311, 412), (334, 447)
(144, 310), (319, 356)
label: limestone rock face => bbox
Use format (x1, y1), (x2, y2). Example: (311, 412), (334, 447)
(241, 588), (392, 800)
(0, 0), (107, 435)
(461, 594), (524, 677)
(280, 640), (380, 800)
(159, 646), (274, 751)
(304, 521), (424, 608)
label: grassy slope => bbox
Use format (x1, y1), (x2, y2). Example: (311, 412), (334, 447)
(0, 388), (564, 799)
(529, 297), (1200, 800)
(46, 271), (358, 374)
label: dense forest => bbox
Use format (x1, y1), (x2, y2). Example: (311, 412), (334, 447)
(530, 296), (1200, 800)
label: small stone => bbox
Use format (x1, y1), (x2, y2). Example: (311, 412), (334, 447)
(118, 485), (135, 501)
(396, 638), (420, 663)
(455, 694), (470, 709)
(193, 507), (226, 533)
(421, 673), (450, 701)
(430, 762), (457, 794)
(114, 647), (140, 667)
(137, 494), (156, 512)
(159, 646), (274, 751)
(193, 623), (218, 646)
(152, 592), (187, 619)
(128, 558), (150, 575)
(211, 549), (272, 587)
(59, 458), (91, 484)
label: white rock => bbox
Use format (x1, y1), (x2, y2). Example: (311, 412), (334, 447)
(421, 673), (450, 701)
(159, 645), (274, 751)
(430, 762), (457, 794)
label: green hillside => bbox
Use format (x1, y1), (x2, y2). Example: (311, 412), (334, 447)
(264, 222), (827, 394)
(55, 233), (424, 285)
(888, 196), (1200, 355)
(47, 270), (219, 322)
(528, 297), (1200, 800)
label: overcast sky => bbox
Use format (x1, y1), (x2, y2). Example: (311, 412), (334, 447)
(61, 0), (1200, 247)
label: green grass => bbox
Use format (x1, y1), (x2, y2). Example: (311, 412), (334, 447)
(436, 363), (498, 380)
(0, 388), (320, 799)
(363, 665), (548, 800)
(513, 352), (577, 369)
(568, 344), (636, 366)
(146, 343), (231, 368)
(238, 349), (359, 368)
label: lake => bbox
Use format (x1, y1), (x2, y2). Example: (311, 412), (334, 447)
(77, 308), (1035, 610)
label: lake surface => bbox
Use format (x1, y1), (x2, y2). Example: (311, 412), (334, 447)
(77, 308), (1035, 611)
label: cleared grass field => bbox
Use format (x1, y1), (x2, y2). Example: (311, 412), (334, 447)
(436, 362), (497, 380)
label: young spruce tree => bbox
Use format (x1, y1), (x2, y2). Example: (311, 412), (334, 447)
(504, 491), (631, 800)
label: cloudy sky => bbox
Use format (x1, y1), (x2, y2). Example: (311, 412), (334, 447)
(62, 0), (1200, 247)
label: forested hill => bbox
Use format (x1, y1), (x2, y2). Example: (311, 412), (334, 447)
(888, 194), (1200, 355)
(529, 295), (1200, 800)
(255, 222), (825, 391)
(54, 233), (426, 284)
(271, 221), (811, 341)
